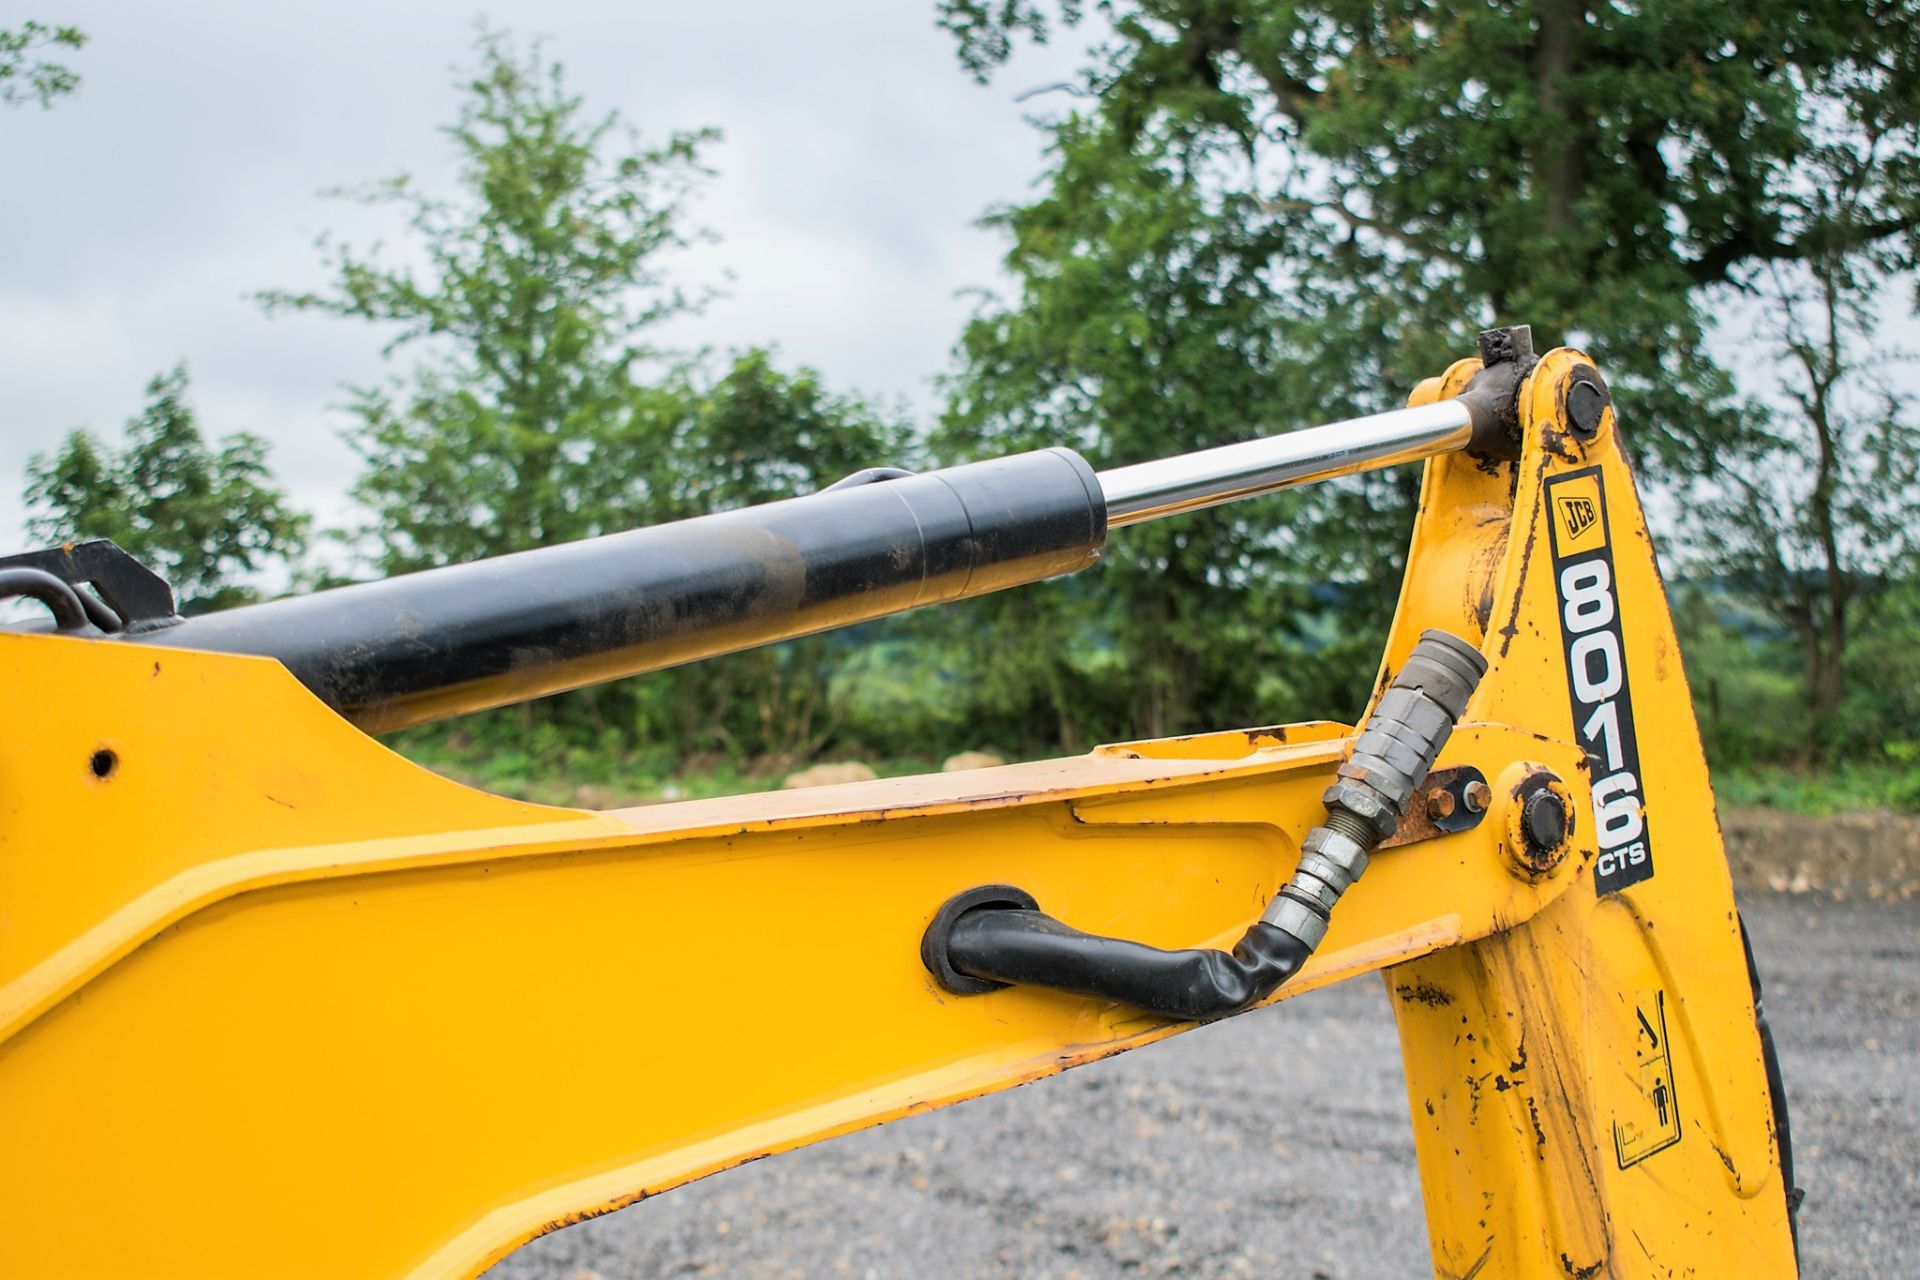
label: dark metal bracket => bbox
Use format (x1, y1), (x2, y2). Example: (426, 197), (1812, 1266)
(1379, 765), (1491, 850)
(0, 540), (181, 634)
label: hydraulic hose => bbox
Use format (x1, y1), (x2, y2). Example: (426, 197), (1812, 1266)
(947, 911), (1314, 1022)
(923, 630), (1488, 1021)
(0, 568), (99, 635)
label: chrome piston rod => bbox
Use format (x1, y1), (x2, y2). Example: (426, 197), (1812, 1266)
(1096, 399), (1476, 528)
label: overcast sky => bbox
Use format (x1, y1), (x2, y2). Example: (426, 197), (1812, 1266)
(9, 3), (1918, 575)
(1, 0), (1086, 549)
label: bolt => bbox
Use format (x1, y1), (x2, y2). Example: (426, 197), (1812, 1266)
(1463, 780), (1493, 813)
(1567, 375), (1609, 439)
(1426, 788), (1458, 821)
(1522, 788), (1570, 853)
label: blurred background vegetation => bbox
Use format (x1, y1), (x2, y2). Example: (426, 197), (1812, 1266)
(12, 5), (1920, 814)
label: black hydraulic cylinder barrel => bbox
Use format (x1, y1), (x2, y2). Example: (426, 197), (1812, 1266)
(130, 448), (1107, 732)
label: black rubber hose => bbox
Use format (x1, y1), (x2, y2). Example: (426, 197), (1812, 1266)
(71, 586), (122, 632)
(947, 909), (1313, 1021)
(925, 630), (1485, 1022)
(0, 567), (95, 633)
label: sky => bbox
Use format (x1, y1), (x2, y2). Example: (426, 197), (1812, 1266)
(0, 0), (1087, 550)
(8, 3), (1918, 577)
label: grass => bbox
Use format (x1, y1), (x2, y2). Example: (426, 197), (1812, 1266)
(388, 725), (943, 808)
(390, 724), (1920, 820)
(1710, 760), (1920, 816)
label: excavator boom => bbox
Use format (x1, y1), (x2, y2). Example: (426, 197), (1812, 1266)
(0, 330), (1798, 1277)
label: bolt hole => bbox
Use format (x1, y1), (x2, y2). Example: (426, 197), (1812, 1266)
(89, 749), (118, 780)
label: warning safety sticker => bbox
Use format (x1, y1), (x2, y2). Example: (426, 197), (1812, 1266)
(1612, 989), (1683, 1166)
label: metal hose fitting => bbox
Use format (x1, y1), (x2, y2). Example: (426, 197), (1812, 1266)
(1263, 630), (1488, 948)
(925, 629), (1487, 1020)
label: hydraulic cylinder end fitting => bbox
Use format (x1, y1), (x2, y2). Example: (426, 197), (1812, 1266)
(1264, 630), (1488, 949)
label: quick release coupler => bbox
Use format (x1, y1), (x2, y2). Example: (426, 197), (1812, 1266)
(923, 629), (1487, 1021)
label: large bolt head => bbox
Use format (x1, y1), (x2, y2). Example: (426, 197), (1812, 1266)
(1497, 764), (1575, 879)
(1523, 789), (1570, 853)
(1566, 370), (1611, 439)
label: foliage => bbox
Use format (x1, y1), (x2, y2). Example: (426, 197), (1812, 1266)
(1675, 587), (1812, 767)
(392, 712), (952, 810)
(22, 366), (309, 610)
(388, 719), (767, 809)
(936, 119), (1410, 741)
(1680, 117), (1920, 755)
(1677, 575), (1920, 774)
(261, 27), (714, 571)
(1712, 759), (1920, 817)
(264, 29), (909, 759)
(940, 0), (1920, 415)
(668, 349), (914, 515)
(1841, 572), (1920, 752)
(932, 0), (1920, 743)
(0, 20), (85, 108)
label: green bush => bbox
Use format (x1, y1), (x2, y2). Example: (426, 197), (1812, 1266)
(1713, 756), (1920, 815)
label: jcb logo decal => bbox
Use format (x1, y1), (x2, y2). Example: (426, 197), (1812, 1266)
(1548, 468), (1654, 895)
(1550, 474), (1609, 558)
(1559, 495), (1597, 540)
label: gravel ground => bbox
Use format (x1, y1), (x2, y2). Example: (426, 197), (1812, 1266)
(489, 894), (1918, 1279)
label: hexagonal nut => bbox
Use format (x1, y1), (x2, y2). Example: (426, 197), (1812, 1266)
(1321, 780), (1399, 839)
(1348, 732), (1429, 796)
(1262, 895), (1329, 949)
(1301, 825), (1371, 881)
(1287, 863), (1344, 907)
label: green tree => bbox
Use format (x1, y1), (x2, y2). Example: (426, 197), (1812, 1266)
(1, 20), (85, 108)
(262, 28), (714, 571)
(270, 31), (910, 759)
(672, 349), (912, 515)
(23, 366), (309, 610)
(1690, 259), (1920, 756)
(941, 1), (1920, 419)
(937, 117), (1417, 739)
(933, 0), (1920, 740)
(1681, 107), (1920, 760)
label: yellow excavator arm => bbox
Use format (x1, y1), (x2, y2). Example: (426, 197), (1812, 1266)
(0, 329), (1797, 1277)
